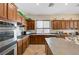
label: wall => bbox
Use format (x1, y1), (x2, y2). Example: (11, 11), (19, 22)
(28, 14), (79, 20)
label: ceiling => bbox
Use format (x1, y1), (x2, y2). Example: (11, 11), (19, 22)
(15, 3), (79, 15)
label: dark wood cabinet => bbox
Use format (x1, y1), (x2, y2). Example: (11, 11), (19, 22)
(26, 20), (35, 30)
(78, 21), (79, 29)
(52, 20), (62, 29)
(17, 40), (23, 55)
(57, 20), (62, 29)
(73, 20), (78, 29)
(0, 3), (8, 19)
(45, 42), (53, 55)
(17, 36), (29, 55)
(21, 16), (26, 26)
(30, 35), (45, 44)
(0, 3), (17, 21)
(8, 3), (17, 21)
(22, 36), (29, 52)
(17, 13), (22, 23)
(65, 20), (70, 29)
(52, 20), (58, 29)
(52, 20), (79, 30)
(61, 20), (66, 29)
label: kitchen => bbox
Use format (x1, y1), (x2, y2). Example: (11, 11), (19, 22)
(1, 3), (79, 55)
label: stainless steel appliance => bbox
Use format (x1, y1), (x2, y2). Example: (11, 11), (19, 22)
(0, 20), (17, 55)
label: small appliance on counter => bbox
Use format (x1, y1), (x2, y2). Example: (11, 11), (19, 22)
(21, 31), (32, 35)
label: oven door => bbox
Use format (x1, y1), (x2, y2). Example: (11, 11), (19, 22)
(0, 30), (16, 55)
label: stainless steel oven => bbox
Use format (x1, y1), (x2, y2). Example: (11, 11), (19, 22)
(0, 20), (17, 55)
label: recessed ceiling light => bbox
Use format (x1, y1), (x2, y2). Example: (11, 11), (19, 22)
(65, 3), (68, 6)
(36, 3), (39, 6)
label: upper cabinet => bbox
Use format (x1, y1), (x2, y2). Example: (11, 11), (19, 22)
(21, 16), (26, 26)
(52, 20), (79, 30)
(17, 13), (22, 23)
(61, 20), (66, 29)
(0, 3), (8, 19)
(52, 20), (62, 29)
(73, 20), (78, 29)
(26, 20), (35, 30)
(52, 20), (59, 29)
(8, 3), (17, 21)
(65, 20), (70, 29)
(0, 3), (17, 21)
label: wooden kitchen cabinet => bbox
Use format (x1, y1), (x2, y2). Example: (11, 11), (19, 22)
(0, 3), (17, 21)
(52, 20), (58, 29)
(21, 16), (26, 26)
(57, 20), (62, 29)
(30, 35), (45, 44)
(52, 20), (62, 29)
(17, 40), (23, 55)
(70, 20), (74, 29)
(73, 20), (78, 29)
(52, 20), (79, 30)
(61, 20), (66, 29)
(22, 36), (29, 52)
(26, 20), (35, 30)
(77, 21), (79, 29)
(0, 3), (8, 19)
(8, 3), (17, 21)
(65, 20), (70, 29)
(45, 41), (53, 55)
(17, 36), (29, 55)
(17, 13), (22, 23)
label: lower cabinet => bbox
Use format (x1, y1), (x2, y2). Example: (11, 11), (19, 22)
(30, 35), (45, 44)
(17, 36), (29, 55)
(45, 42), (53, 55)
(17, 40), (23, 55)
(22, 36), (29, 53)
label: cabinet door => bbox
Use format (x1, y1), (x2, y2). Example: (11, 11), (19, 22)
(73, 20), (78, 29)
(57, 20), (62, 29)
(21, 16), (26, 25)
(70, 20), (74, 29)
(52, 20), (58, 29)
(26, 21), (30, 30)
(39, 35), (45, 44)
(78, 21), (79, 29)
(31, 22), (33, 29)
(30, 35), (45, 44)
(0, 3), (7, 19)
(22, 38), (27, 53)
(26, 20), (35, 30)
(17, 13), (22, 23)
(17, 40), (23, 55)
(8, 3), (17, 21)
(61, 20), (66, 29)
(40, 35), (45, 44)
(30, 35), (35, 44)
(65, 20), (70, 29)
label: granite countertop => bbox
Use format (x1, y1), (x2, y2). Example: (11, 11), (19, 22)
(17, 35), (29, 41)
(45, 37), (79, 55)
(31, 33), (60, 35)
(17, 35), (26, 39)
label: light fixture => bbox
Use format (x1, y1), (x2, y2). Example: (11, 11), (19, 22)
(36, 3), (39, 6)
(65, 3), (68, 6)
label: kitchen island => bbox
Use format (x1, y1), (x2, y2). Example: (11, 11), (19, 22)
(45, 37), (79, 55)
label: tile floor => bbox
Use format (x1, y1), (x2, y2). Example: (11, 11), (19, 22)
(23, 45), (46, 55)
